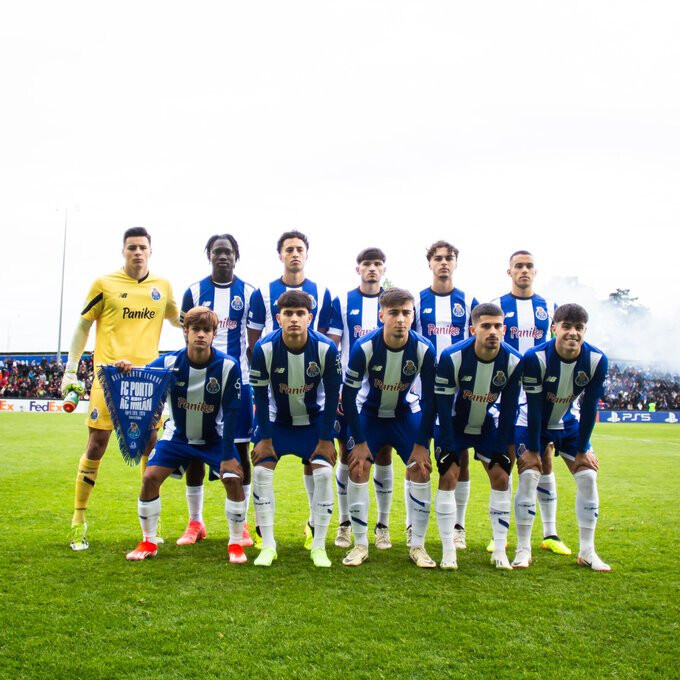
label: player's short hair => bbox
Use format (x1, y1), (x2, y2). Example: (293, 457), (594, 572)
(277, 230), (309, 253)
(183, 306), (218, 332)
(471, 302), (504, 323)
(277, 290), (313, 311)
(426, 240), (459, 261)
(509, 249), (533, 263)
(204, 234), (240, 261)
(356, 247), (386, 264)
(380, 287), (414, 309)
(554, 303), (589, 325)
(123, 227), (151, 245)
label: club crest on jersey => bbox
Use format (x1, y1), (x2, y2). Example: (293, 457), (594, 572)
(90, 408), (99, 420)
(231, 296), (244, 311)
(206, 377), (221, 394)
(575, 371), (590, 387)
(127, 422), (140, 440)
(306, 362), (320, 377)
(535, 307), (548, 321)
(452, 303), (465, 318)
(310, 298), (317, 310)
(402, 360), (417, 376)
(492, 371), (507, 387)
(346, 436), (355, 451)
(150, 288), (162, 301)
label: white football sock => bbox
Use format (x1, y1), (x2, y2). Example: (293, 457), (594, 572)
(408, 480), (432, 549)
(311, 467), (334, 549)
(574, 469), (599, 553)
(404, 478), (412, 528)
(253, 466), (276, 549)
(348, 480), (370, 547)
(336, 463), (350, 524)
(225, 498), (246, 546)
(242, 483), (251, 516)
(138, 497), (161, 544)
(185, 484), (203, 523)
(303, 471), (315, 526)
(489, 488), (511, 553)
(454, 480), (470, 528)
(515, 470), (540, 549)
(537, 472), (558, 537)
(435, 489), (456, 553)
(373, 464), (393, 526)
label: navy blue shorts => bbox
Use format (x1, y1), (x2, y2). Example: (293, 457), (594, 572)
(434, 419), (499, 463)
(347, 411), (420, 465)
(515, 422), (591, 462)
(149, 438), (236, 481)
(251, 421), (323, 464)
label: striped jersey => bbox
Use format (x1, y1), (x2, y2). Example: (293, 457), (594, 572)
(247, 278), (333, 334)
(490, 293), (556, 354)
(414, 287), (478, 359)
(149, 348), (241, 457)
(522, 339), (608, 453)
(435, 337), (522, 450)
(250, 328), (341, 439)
(329, 287), (383, 370)
(181, 275), (254, 384)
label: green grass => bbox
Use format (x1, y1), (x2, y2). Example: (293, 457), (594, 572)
(1, 416), (678, 679)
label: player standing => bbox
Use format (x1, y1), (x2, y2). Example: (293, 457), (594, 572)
(326, 248), (390, 550)
(121, 307), (247, 563)
(491, 250), (570, 559)
(514, 303), (610, 571)
(413, 240), (477, 550)
(178, 234), (255, 548)
(249, 291), (341, 567)
(434, 303), (522, 570)
(61, 227), (180, 550)
(342, 288), (437, 568)
(247, 230), (334, 549)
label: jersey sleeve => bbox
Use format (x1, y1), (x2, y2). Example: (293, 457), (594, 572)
(342, 342), (368, 443)
(250, 340), (272, 438)
(247, 288), (266, 331)
(316, 287), (333, 331)
(522, 351), (543, 452)
(327, 295), (343, 338)
(578, 353), (608, 453)
(496, 357), (522, 449)
(80, 278), (105, 321)
(180, 286), (194, 321)
(415, 343), (436, 447)
(319, 342), (341, 440)
(220, 361), (242, 461)
(434, 350), (457, 451)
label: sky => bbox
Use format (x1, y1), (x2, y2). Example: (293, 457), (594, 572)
(1, 2), (678, 364)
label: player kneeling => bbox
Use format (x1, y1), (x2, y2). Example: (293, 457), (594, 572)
(122, 306), (248, 564)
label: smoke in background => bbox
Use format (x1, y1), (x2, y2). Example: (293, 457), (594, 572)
(543, 277), (680, 372)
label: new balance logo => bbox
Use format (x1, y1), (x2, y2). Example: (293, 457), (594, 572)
(546, 376), (557, 382)
(119, 293), (128, 298)
(349, 309), (360, 316)
(274, 368), (286, 374)
(461, 375), (473, 382)
(371, 365), (383, 371)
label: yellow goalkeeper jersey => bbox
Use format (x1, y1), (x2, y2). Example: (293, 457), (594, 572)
(81, 269), (179, 386)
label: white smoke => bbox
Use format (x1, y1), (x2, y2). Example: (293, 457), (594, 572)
(543, 277), (680, 373)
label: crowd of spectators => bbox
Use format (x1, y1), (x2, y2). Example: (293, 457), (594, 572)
(601, 364), (680, 410)
(0, 356), (93, 400)
(1, 356), (679, 411)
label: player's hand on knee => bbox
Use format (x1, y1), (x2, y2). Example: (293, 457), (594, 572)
(406, 444), (432, 479)
(574, 451), (599, 472)
(251, 439), (277, 465)
(220, 458), (244, 481)
(517, 450), (542, 474)
(348, 442), (373, 477)
(113, 360), (133, 373)
(310, 439), (336, 467)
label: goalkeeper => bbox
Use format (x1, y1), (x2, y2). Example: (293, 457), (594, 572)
(61, 227), (180, 551)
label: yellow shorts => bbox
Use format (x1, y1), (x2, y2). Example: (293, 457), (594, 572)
(85, 385), (162, 431)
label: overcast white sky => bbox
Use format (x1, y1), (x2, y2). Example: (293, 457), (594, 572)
(1, 2), (678, 360)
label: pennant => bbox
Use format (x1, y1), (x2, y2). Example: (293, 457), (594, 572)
(97, 365), (175, 465)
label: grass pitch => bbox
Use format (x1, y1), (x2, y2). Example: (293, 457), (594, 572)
(1, 416), (678, 679)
